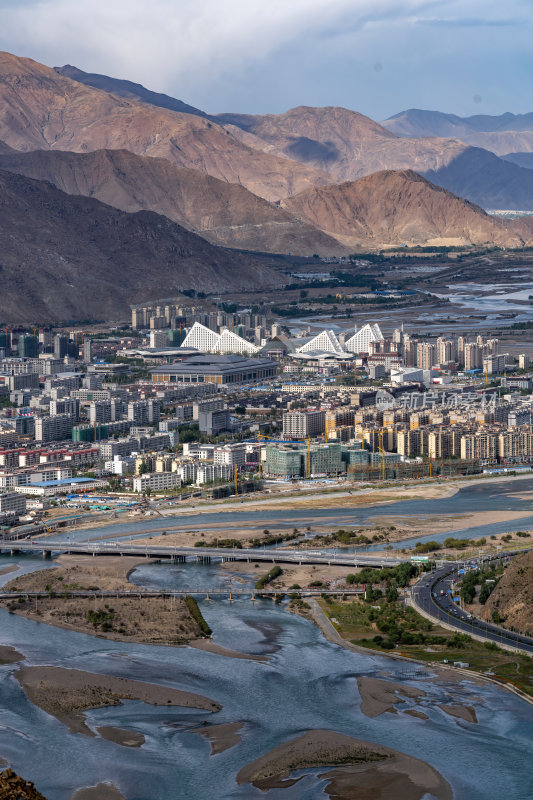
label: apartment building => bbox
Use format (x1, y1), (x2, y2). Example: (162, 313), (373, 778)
(132, 472), (181, 493)
(283, 410), (326, 439)
(34, 414), (76, 443)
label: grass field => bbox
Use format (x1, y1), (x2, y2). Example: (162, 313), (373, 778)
(319, 596), (533, 697)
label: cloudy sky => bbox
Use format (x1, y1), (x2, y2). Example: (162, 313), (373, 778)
(0, 0), (530, 119)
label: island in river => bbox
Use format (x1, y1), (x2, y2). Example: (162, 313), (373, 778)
(237, 729), (453, 800)
(0, 556), (208, 645)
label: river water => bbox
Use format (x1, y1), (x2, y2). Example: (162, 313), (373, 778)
(43, 477), (533, 550)
(0, 553), (533, 800)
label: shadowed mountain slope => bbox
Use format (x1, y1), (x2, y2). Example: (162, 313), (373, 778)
(0, 147), (342, 254)
(0, 168), (281, 324)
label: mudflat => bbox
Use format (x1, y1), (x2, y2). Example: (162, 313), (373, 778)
(188, 639), (269, 662)
(438, 704), (478, 723)
(236, 729), (452, 800)
(15, 665), (221, 736)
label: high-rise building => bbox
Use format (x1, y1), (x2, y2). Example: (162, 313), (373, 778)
(83, 338), (93, 363)
(416, 343), (437, 370)
(34, 414), (76, 443)
(53, 334), (68, 360)
(127, 400), (160, 426)
(464, 343), (482, 371)
(437, 338), (456, 364)
(18, 335), (39, 359)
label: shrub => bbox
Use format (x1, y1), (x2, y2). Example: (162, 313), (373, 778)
(185, 595), (212, 636)
(255, 565), (282, 590)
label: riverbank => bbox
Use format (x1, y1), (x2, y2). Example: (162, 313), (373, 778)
(32, 473), (533, 543)
(236, 729), (453, 800)
(0, 556), (208, 646)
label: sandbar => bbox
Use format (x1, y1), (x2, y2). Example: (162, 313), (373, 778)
(357, 676), (426, 718)
(15, 665), (221, 736)
(0, 645), (24, 664)
(0, 564), (18, 576)
(96, 726), (145, 747)
(72, 783), (125, 800)
(403, 709), (429, 720)
(188, 639), (268, 662)
(192, 721), (243, 754)
(438, 704), (478, 724)
(237, 729), (452, 800)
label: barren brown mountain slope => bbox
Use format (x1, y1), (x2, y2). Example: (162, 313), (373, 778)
(0, 53), (327, 201)
(219, 105), (533, 210)
(0, 169), (281, 323)
(484, 552), (533, 636)
(33, 59), (533, 211)
(283, 170), (531, 248)
(56, 64), (207, 118)
(0, 147), (342, 254)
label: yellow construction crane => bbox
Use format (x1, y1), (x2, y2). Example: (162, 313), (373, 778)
(307, 436), (311, 478)
(234, 464), (239, 496)
(378, 432), (386, 481)
(257, 432), (262, 477)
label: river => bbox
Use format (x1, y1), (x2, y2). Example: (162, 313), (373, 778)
(0, 552), (533, 799)
(42, 477), (533, 551)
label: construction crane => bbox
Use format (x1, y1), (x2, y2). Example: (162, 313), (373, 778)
(378, 432), (386, 481)
(234, 464), (239, 496)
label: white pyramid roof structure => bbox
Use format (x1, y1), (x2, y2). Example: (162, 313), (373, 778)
(216, 328), (259, 355)
(180, 322), (258, 355)
(296, 329), (345, 355)
(345, 323), (384, 354)
(181, 322), (219, 351)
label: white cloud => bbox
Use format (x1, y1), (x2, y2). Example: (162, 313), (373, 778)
(0, 0), (530, 115)
(0, 0), (445, 90)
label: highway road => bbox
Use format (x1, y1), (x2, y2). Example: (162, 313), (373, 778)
(412, 562), (533, 655)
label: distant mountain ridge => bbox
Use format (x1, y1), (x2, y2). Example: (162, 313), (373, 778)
(1, 49), (533, 326)
(0, 52), (327, 202)
(382, 108), (533, 157)
(55, 64), (208, 119)
(12, 56), (533, 211)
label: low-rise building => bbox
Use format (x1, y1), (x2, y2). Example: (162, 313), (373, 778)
(132, 472), (181, 493)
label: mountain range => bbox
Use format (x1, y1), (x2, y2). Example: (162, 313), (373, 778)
(382, 109), (533, 160)
(2, 51), (533, 321)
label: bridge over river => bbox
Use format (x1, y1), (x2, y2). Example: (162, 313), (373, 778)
(0, 539), (405, 568)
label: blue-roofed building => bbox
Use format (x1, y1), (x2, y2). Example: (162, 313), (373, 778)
(14, 476), (108, 497)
